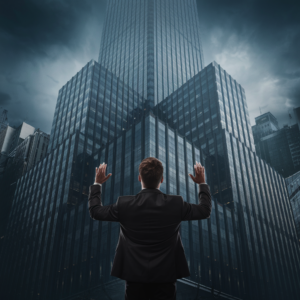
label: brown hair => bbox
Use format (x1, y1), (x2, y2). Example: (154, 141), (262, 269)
(139, 157), (163, 189)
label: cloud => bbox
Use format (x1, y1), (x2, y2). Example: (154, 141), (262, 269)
(0, 0), (106, 132)
(0, 0), (91, 60)
(46, 75), (59, 84)
(197, 0), (300, 127)
(1, 0), (299, 133)
(0, 91), (11, 106)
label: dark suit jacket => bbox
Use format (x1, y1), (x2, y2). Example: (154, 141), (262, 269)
(88, 183), (212, 282)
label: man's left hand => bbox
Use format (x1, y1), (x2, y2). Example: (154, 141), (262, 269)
(95, 163), (112, 184)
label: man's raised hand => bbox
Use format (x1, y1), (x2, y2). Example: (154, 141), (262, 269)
(188, 161), (206, 184)
(95, 162), (112, 184)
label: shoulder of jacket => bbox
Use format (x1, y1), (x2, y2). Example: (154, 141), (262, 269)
(164, 193), (182, 198)
(118, 195), (135, 201)
(164, 194), (184, 202)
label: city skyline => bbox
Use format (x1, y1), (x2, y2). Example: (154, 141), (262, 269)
(0, 0), (300, 133)
(1, 1), (300, 299)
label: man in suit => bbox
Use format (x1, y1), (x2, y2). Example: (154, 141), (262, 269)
(88, 157), (212, 300)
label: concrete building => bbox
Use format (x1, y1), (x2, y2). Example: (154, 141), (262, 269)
(0, 122), (35, 167)
(0, 128), (49, 250)
(251, 112), (280, 144)
(6, 128), (50, 175)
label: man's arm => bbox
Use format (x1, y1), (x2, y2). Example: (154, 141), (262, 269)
(181, 183), (212, 221)
(88, 184), (119, 222)
(88, 162), (119, 222)
(181, 161), (212, 221)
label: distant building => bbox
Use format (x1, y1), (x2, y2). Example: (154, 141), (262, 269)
(0, 126), (16, 165)
(293, 107), (300, 130)
(4, 128), (50, 177)
(0, 122), (35, 167)
(0, 128), (49, 250)
(285, 171), (300, 242)
(0, 109), (8, 135)
(252, 113), (300, 178)
(251, 112), (280, 144)
(1, 1), (300, 299)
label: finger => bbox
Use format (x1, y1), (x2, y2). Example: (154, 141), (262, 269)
(189, 174), (196, 182)
(101, 162), (105, 171)
(103, 173), (112, 182)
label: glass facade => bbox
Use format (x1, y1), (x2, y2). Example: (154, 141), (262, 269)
(1, 1), (300, 300)
(253, 123), (300, 178)
(98, 0), (205, 105)
(86, 114), (208, 289)
(286, 171), (300, 241)
(47, 60), (146, 155)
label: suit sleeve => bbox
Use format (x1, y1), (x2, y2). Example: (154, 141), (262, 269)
(181, 183), (212, 221)
(88, 184), (119, 222)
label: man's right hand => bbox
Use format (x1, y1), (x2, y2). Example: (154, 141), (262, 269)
(188, 161), (206, 184)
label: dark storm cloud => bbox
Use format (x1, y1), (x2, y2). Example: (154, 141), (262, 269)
(0, 91), (11, 105)
(0, 0), (106, 132)
(0, 0), (90, 62)
(197, 0), (300, 126)
(1, 0), (299, 132)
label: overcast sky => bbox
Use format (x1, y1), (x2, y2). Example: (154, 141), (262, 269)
(0, 0), (299, 134)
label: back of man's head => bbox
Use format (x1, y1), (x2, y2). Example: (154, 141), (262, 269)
(139, 157), (163, 189)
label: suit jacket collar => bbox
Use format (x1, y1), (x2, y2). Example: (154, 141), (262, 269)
(137, 188), (164, 195)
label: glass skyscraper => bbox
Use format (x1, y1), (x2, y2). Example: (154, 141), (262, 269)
(254, 123), (300, 178)
(98, 0), (205, 105)
(286, 171), (300, 241)
(1, 1), (300, 300)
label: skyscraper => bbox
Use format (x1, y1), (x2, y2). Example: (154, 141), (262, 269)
(1, 1), (300, 300)
(98, 0), (205, 105)
(251, 112), (280, 144)
(286, 171), (300, 241)
(0, 128), (49, 250)
(293, 107), (300, 130)
(253, 123), (300, 178)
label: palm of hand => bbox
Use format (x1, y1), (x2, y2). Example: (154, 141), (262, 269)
(188, 162), (205, 184)
(95, 163), (112, 184)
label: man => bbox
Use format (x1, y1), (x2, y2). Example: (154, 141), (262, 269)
(88, 157), (212, 300)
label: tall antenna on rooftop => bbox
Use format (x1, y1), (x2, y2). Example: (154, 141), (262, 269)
(288, 108), (293, 126)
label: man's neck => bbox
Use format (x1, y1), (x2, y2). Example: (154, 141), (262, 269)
(142, 187), (160, 190)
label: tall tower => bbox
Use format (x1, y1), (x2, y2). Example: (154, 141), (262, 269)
(1, 1), (300, 300)
(98, 0), (205, 105)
